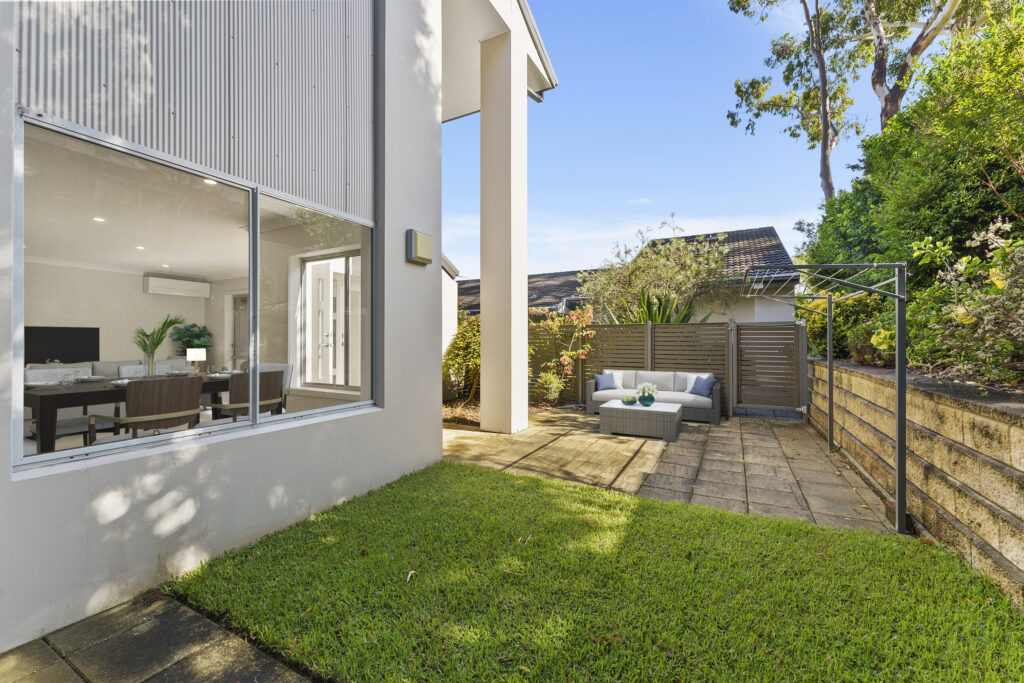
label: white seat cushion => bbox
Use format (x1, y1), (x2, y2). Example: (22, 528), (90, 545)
(158, 359), (190, 373)
(653, 390), (713, 409)
(25, 367), (91, 383)
(592, 388), (712, 409)
(592, 388), (638, 402)
(636, 370), (675, 392)
(94, 360), (141, 377)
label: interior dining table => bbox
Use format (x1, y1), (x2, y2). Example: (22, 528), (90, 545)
(24, 374), (232, 454)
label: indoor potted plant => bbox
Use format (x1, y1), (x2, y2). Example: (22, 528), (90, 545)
(170, 322), (213, 357)
(636, 382), (658, 407)
(132, 314), (185, 376)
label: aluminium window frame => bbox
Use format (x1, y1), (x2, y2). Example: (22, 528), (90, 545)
(297, 248), (365, 393)
(11, 108), (376, 472)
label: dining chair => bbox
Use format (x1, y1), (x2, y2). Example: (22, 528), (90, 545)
(258, 363), (293, 410)
(205, 371), (284, 422)
(88, 376), (202, 444)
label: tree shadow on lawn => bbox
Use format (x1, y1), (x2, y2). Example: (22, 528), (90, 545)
(169, 462), (1024, 681)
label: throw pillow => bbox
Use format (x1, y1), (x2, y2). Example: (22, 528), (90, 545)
(689, 375), (716, 398)
(594, 373), (618, 391)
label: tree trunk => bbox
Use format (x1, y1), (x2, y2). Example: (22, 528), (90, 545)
(457, 373), (479, 409)
(819, 141), (836, 201)
(879, 87), (906, 128)
(801, 0), (836, 201)
(863, 0), (962, 129)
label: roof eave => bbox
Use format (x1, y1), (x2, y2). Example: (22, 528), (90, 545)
(517, 0), (558, 93)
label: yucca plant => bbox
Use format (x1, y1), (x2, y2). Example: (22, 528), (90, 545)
(617, 288), (712, 324)
(132, 314), (186, 375)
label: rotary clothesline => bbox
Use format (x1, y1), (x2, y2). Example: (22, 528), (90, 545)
(740, 262), (909, 534)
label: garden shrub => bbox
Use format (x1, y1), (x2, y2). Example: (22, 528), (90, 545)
(443, 312), (481, 404)
(801, 293), (889, 359)
(908, 222), (1024, 383)
(533, 372), (565, 404)
(528, 306), (596, 404)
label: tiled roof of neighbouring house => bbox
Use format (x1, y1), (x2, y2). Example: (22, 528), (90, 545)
(456, 226), (794, 313)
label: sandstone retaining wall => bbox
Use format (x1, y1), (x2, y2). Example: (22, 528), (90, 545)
(808, 361), (1024, 605)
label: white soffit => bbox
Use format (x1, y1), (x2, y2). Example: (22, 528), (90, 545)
(441, 0), (558, 122)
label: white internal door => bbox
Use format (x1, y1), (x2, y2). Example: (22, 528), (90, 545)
(306, 261), (334, 384)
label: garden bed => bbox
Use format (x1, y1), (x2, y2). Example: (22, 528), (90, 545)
(169, 462), (1024, 681)
(442, 399), (553, 427)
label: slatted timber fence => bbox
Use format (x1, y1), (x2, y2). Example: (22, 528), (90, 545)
(734, 323), (807, 410)
(527, 321), (807, 414)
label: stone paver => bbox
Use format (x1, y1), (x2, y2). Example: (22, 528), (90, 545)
(640, 417), (890, 532)
(445, 411), (668, 493)
(1, 592), (307, 683)
(443, 410), (891, 532)
(0, 639), (81, 682)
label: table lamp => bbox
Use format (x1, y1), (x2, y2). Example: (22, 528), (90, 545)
(186, 348), (206, 373)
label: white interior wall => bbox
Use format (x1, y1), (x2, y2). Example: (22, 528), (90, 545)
(206, 276), (248, 371)
(0, 0), (443, 652)
(24, 262), (208, 362)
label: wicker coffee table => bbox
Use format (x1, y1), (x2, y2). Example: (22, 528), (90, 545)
(599, 400), (682, 441)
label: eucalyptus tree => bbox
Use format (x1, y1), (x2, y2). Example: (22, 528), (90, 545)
(728, 0), (869, 200)
(726, 0), (994, 201)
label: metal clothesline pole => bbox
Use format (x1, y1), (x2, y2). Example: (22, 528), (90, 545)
(895, 265), (907, 534)
(827, 293), (834, 453)
(741, 261), (909, 534)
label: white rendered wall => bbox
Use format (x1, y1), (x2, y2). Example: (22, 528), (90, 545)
(478, 29), (529, 434)
(0, 0), (443, 651)
(754, 296), (795, 322)
(442, 271), (459, 352)
(696, 286), (796, 323)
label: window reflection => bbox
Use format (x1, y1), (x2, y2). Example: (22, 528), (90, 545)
(22, 124), (250, 455)
(259, 196), (372, 414)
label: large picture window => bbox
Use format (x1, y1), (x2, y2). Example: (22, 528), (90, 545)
(18, 122), (373, 464)
(259, 195), (373, 412)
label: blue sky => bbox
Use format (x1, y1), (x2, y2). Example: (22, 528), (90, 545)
(442, 0), (885, 280)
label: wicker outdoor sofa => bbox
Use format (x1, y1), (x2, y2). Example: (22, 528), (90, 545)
(586, 369), (722, 425)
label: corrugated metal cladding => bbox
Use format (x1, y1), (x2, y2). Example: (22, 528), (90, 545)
(16, 0), (374, 222)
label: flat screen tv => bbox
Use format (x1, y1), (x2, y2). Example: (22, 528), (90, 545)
(25, 327), (100, 365)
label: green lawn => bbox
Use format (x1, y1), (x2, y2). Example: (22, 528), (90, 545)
(169, 462), (1024, 681)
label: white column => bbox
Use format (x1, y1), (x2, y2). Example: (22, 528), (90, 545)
(479, 30), (528, 434)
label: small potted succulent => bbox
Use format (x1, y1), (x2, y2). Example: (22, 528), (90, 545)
(636, 382), (658, 407)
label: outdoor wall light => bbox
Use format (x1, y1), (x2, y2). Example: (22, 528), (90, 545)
(406, 229), (433, 265)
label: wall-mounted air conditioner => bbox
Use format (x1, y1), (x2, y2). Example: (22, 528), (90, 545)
(143, 276), (211, 298)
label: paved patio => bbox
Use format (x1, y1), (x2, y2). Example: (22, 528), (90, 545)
(0, 592), (306, 682)
(444, 409), (892, 533)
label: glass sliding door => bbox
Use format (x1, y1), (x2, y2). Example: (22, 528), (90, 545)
(259, 195), (372, 414)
